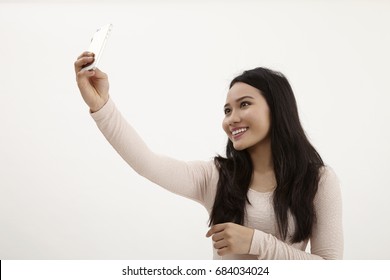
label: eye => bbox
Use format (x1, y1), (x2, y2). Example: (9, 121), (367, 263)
(224, 108), (231, 115)
(241, 101), (251, 108)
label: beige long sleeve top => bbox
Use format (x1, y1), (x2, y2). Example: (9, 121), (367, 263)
(91, 97), (344, 260)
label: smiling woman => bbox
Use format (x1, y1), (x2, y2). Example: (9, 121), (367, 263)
(211, 68), (343, 259)
(74, 52), (343, 259)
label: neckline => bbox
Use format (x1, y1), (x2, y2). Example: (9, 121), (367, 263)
(248, 188), (274, 195)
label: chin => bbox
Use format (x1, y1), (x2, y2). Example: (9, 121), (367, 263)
(232, 143), (247, 151)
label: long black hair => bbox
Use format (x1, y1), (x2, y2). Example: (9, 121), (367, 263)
(209, 67), (324, 243)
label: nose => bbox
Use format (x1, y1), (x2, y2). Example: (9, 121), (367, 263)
(228, 110), (241, 125)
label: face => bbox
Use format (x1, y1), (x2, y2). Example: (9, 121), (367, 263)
(222, 82), (271, 151)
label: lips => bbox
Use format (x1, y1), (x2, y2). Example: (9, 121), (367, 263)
(231, 127), (248, 139)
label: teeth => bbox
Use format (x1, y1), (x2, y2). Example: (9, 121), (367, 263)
(232, 128), (247, 136)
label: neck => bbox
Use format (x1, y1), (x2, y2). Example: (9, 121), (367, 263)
(247, 137), (276, 192)
(248, 137), (273, 174)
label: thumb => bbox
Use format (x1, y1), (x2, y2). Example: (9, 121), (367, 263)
(92, 67), (107, 79)
(206, 223), (225, 237)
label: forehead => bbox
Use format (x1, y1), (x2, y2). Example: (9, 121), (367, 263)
(225, 82), (262, 103)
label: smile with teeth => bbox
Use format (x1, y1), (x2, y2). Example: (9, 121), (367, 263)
(232, 127), (248, 136)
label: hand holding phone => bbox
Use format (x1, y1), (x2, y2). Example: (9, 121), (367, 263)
(82, 24), (113, 71)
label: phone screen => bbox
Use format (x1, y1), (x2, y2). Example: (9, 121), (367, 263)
(83, 24), (113, 71)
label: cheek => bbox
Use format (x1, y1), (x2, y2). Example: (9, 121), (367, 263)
(245, 111), (270, 135)
(263, 111), (272, 131)
(222, 119), (230, 135)
(256, 113), (271, 135)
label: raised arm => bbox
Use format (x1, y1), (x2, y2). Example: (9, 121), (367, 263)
(91, 97), (214, 203)
(74, 52), (214, 204)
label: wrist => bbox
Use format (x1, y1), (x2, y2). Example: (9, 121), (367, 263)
(90, 96), (109, 113)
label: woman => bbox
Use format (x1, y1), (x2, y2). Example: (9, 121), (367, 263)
(74, 52), (343, 259)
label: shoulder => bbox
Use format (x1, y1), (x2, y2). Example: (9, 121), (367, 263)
(319, 165), (339, 185)
(315, 165), (342, 204)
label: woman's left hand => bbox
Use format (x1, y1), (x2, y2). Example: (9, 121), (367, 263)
(206, 223), (254, 256)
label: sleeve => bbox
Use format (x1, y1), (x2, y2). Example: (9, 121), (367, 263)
(90, 97), (213, 205)
(248, 166), (343, 259)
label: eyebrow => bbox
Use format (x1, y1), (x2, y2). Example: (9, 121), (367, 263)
(224, 95), (255, 108)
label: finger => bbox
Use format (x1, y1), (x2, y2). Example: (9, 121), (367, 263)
(216, 247), (230, 256)
(76, 69), (95, 82)
(77, 51), (95, 60)
(86, 67), (108, 82)
(206, 223), (226, 237)
(74, 56), (95, 73)
(213, 239), (228, 250)
(207, 223), (227, 236)
(211, 231), (224, 242)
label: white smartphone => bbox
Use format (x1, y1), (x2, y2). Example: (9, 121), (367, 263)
(82, 23), (113, 71)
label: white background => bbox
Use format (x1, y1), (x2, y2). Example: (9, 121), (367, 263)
(0, 0), (389, 259)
